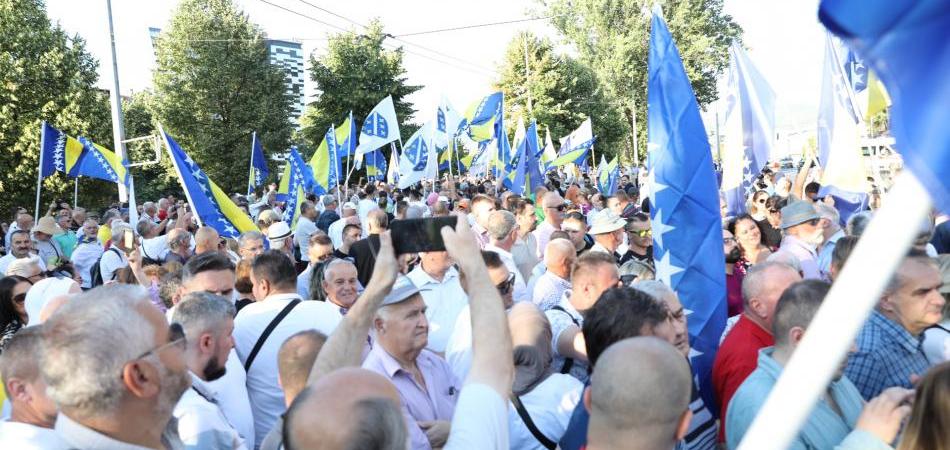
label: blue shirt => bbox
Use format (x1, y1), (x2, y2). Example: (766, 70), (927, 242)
(727, 348), (890, 450)
(817, 229), (845, 280)
(845, 310), (933, 400)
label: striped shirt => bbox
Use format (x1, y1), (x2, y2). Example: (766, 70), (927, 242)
(845, 310), (934, 400)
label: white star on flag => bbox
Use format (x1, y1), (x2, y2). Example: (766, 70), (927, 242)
(651, 208), (676, 250)
(655, 250), (685, 287)
(646, 168), (668, 206)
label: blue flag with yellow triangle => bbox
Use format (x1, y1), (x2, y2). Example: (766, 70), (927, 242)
(40, 121), (129, 187)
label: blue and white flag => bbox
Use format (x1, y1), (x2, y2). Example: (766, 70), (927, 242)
(648, 5), (726, 413)
(552, 118), (595, 167)
(282, 147), (313, 229)
(386, 147), (400, 186)
(820, 0), (950, 213)
(355, 96), (401, 157)
(597, 155), (620, 196)
(817, 34), (869, 223)
(248, 131), (269, 195)
(397, 123), (435, 189)
(721, 44), (775, 216)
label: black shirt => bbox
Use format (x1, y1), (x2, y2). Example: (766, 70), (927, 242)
(619, 245), (653, 266)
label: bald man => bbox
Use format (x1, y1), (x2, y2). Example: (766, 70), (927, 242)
(283, 368), (407, 450)
(586, 337), (693, 450)
(531, 238), (576, 311)
(194, 226), (220, 255)
(259, 330), (328, 450)
(533, 192), (566, 260)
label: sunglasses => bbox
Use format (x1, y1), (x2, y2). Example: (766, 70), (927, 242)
(12, 293), (26, 304)
(547, 204), (567, 212)
(134, 322), (187, 360)
(496, 273), (516, 295)
(628, 229), (652, 238)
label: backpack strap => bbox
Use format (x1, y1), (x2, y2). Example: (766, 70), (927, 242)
(511, 394), (557, 450)
(549, 305), (580, 374)
(244, 299), (301, 372)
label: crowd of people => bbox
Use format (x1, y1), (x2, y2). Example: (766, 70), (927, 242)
(0, 160), (948, 450)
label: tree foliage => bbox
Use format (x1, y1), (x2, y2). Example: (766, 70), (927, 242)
(300, 20), (421, 150)
(0, 0), (117, 215)
(152, 0), (293, 194)
(495, 32), (627, 161)
(541, 0), (742, 164)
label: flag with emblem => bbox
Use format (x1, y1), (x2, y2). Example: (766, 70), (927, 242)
(647, 5), (726, 413)
(39, 122), (130, 187)
(280, 147), (312, 230)
(366, 148), (388, 182)
(161, 129), (257, 239)
(721, 44), (775, 216)
(309, 126), (342, 194)
(247, 131), (269, 195)
(397, 123), (435, 189)
(355, 96), (401, 158)
(551, 118), (595, 167)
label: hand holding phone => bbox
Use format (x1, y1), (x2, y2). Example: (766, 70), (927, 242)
(389, 216), (458, 254)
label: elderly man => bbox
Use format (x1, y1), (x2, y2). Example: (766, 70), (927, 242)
(469, 194), (496, 248)
(319, 258), (360, 316)
(194, 226), (221, 256)
(328, 202), (358, 249)
(40, 285), (191, 448)
(137, 219), (168, 265)
(0, 230), (46, 275)
(238, 230), (266, 261)
(534, 192), (567, 260)
(172, 293), (247, 449)
(619, 213), (653, 266)
(364, 275), (462, 450)
(165, 227), (193, 266)
(234, 250), (343, 448)
(532, 238), (576, 311)
(815, 202), (844, 279)
(484, 210), (529, 303)
(546, 251), (621, 383)
(71, 220), (103, 288)
(712, 261), (801, 442)
(0, 327), (61, 447)
(408, 247), (469, 354)
(296, 233), (334, 299)
(771, 200), (826, 279)
(315, 196), (340, 234)
(585, 337), (693, 450)
(726, 280), (915, 450)
(31, 216), (67, 271)
(511, 198), (539, 280)
(5, 212), (33, 252)
(349, 209), (388, 287)
(588, 209), (626, 261)
(845, 252), (945, 399)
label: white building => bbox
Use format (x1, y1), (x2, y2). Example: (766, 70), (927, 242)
(267, 39), (305, 128)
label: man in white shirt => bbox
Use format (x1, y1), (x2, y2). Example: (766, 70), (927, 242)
(587, 209), (626, 262)
(4, 212), (32, 254)
(137, 219), (170, 264)
(483, 210), (529, 303)
(407, 250), (469, 354)
(0, 327), (64, 448)
(357, 185), (380, 235)
(98, 222), (132, 283)
(328, 203), (358, 249)
(469, 195), (496, 248)
(532, 239), (576, 311)
(0, 230), (46, 275)
(238, 230), (266, 262)
(511, 198), (540, 281)
(293, 201), (319, 265)
(297, 234), (335, 299)
(172, 293), (248, 450)
(71, 220), (103, 289)
(534, 192), (566, 260)
(234, 250), (343, 448)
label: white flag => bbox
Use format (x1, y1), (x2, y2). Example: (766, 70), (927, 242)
(398, 123), (435, 189)
(355, 95), (401, 157)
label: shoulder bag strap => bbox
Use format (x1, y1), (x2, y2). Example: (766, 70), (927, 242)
(244, 299), (301, 372)
(511, 394), (557, 450)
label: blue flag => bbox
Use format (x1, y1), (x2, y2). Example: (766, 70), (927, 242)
(721, 44), (775, 216)
(248, 131), (269, 195)
(648, 5), (726, 414)
(282, 147), (313, 229)
(512, 121), (545, 195)
(162, 130), (257, 238)
(366, 148), (387, 182)
(819, 0), (950, 213)
(39, 122), (130, 187)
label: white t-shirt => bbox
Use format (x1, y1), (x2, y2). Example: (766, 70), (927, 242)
(508, 374), (584, 450)
(98, 247), (127, 283)
(445, 306), (474, 382)
(444, 383), (509, 450)
(140, 235), (169, 263)
(407, 266), (469, 354)
(327, 218), (349, 250)
(294, 216), (318, 262)
(233, 294), (342, 448)
(0, 420), (68, 450)
(357, 198), (379, 237)
(208, 350), (256, 447)
(70, 242), (103, 288)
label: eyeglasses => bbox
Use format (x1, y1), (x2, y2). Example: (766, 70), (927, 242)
(12, 293), (26, 304)
(496, 273), (516, 295)
(628, 229), (652, 238)
(546, 204), (567, 212)
(134, 323), (187, 361)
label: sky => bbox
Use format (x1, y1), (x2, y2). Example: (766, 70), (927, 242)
(46, 0), (825, 135)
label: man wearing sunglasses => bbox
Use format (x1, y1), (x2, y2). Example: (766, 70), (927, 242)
(40, 284), (191, 449)
(619, 213), (654, 266)
(534, 192), (567, 260)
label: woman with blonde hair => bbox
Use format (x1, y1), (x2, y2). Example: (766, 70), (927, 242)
(898, 361), (950, 450)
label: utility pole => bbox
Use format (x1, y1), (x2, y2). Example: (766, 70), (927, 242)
(106, 0), (129, 202)
(523, 34), (533, 117)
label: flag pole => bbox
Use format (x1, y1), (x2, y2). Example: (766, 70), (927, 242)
(73, 177), (79, 208)
(105, 0), (129, 203)
(35, 122), (47, 218)
(738, 170), (931, 450)
(248, 132), (256, 196)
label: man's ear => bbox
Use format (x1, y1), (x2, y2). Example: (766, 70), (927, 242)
(583, 386), (592, 413)
(675, 409), (693, 441)
(121, 361), (160, 399)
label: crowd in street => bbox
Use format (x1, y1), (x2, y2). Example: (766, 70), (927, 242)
(0, 161), (948, 450)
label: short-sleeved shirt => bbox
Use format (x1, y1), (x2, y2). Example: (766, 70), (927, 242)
(532, 221), (559, 260)
(408, 266), (469, 354)
(98, 247), (128, 283)
(532, 271), (571, 312)
(845, 310), (935, 400)
(544, 293), (589, 383)
(174, 372), (248, 450)
(293, 216), (318, 262)
(444, 383), (509, 450)
(508, 374), (583, 450)
(712, 314), (774, 442)
(775, 235), (821, 280)
(362, 344), (461, 450)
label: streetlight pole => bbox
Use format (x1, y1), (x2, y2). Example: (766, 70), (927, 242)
(106, 0), (129, 203)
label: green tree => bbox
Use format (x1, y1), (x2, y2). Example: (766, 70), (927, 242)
(495, 32), (627, 162)
(301, 19), (421, 150)
(541, 0), (742, 164)
(152, 0), (292, 194)
(0, 0), (116, 215)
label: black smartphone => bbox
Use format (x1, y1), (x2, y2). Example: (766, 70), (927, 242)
(390, 216), (458, 254)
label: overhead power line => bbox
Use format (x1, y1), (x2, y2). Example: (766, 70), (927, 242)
(394, 16), (560, 37)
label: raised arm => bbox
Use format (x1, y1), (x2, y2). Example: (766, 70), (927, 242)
(307, 231), (398, 383)
(442, 217), (514, 395)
